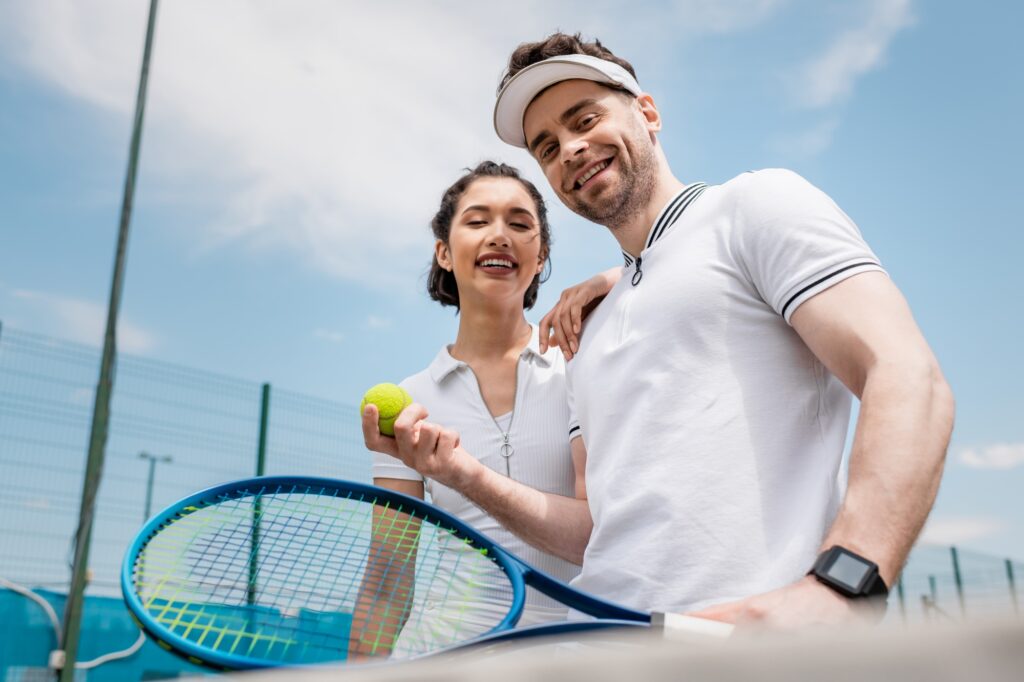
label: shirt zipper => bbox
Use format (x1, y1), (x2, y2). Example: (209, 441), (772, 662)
(466, 356), (521, 478)
(631, 256), (643, 286)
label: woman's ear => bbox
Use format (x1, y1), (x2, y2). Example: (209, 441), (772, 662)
(536, 247), (549, 276)
(435, 240), (452, 271)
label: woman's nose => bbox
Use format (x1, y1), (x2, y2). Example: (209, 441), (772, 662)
(486, 222), (512, 247)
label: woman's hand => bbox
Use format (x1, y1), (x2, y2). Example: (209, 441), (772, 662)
(538, 267), (621, 359)
(362, 402), (479, 490)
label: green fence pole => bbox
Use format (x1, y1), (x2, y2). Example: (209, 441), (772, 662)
(1007, 559), (1019, 616)
(896, 575), (906, 624)
(59, 3), (160, 680)
(950, 546), (966, 619)
(927, 574), (937, 620)
(256, 383), (270, 477)
(248, 383), (271, 610)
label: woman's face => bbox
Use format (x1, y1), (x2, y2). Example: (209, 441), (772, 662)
(436, 177), (546, 309)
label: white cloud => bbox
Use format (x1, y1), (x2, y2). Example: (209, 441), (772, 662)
(668, 0), (789, 33)
(770, 117), (840, 158)
(959, 443), (1024, 471)
(313, 328), (346, 344)
(796, 0), (915, 108)
(918, 516), (1006, 546)
(0, 1), (789, 286)
(10, 289), (156, 353)
(365, 316), (393, 331)
(0, 1), (545, 283)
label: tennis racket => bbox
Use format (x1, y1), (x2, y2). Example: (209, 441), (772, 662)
(122, 476), (731, 670)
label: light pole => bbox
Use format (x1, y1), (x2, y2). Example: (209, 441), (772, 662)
(138, 451), (172, 522)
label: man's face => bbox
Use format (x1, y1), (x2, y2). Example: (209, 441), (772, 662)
(522, 79), (657, 225)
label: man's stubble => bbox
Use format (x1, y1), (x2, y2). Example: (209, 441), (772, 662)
(568, 120), (659, 234)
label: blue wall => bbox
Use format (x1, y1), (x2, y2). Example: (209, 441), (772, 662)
(0, 588), (207, 680)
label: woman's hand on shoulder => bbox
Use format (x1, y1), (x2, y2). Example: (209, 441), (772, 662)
(539, 267), (621, 359)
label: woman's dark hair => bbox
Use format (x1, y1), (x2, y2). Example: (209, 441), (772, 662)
(427, 161), (552, 311)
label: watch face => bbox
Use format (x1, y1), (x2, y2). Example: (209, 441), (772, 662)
(825, 551), (872, 590)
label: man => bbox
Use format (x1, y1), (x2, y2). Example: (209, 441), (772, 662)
(364, 33), (954, 628)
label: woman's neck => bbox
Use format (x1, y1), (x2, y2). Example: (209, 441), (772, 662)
(449, 300), (532, 363)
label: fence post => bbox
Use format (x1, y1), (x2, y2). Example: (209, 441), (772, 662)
(925, 574), (938, 620)
(896, 575), (906, 625)
(950, 546), (966, 619)
(248, 383), (271, 611)
(58, 3), (160, 679)
(1007, 559), (1019, 616)
(255, 383), (271, 477)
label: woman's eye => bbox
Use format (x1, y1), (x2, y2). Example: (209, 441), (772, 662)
(467, 220), (486, 226)
(511, 222), (530, 230)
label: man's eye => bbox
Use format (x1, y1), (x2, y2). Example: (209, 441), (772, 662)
(540, 143), (557, 160)
(579, 114), (597, 129)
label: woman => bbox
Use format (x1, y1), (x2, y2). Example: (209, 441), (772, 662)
(350, 161), (584, 659)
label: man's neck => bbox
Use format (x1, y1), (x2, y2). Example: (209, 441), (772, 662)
(612, 175), (687, 258)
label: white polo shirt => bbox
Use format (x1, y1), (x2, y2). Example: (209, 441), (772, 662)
(567, 169), (885, 613)
(373, 325), (579, 622)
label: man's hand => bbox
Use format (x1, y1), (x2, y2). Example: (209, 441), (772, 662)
(361, 402), (479, 490)
(688, 575), (881, 630)
(538, 267), (621, 358)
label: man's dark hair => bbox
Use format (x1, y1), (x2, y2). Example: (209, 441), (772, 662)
(499, 32), (638, 92)
(427, 161), (551, 311)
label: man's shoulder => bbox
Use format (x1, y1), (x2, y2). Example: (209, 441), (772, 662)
(716, 168), (813, 203)
(712, 168), (834, 228)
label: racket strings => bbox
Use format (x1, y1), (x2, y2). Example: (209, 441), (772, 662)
(132, 483), (515, 664)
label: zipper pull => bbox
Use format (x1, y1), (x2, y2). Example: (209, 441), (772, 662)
(500, 433), (514, 458)
(631, 256), (643, 286)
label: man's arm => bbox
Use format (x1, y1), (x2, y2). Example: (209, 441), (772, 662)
(692, 271), (954, 627)
(362, 404), (593, 565)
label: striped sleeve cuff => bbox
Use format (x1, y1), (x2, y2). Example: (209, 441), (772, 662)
(780, 260), (886, 323)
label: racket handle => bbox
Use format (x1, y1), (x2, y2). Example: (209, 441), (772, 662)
(650, 613), (735, 641)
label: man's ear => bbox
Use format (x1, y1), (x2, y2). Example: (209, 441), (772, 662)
(435, 240), (452, 271)
(636, 93), (662, 133)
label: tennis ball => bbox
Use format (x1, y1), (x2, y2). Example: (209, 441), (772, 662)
(360, 383), (412, 436)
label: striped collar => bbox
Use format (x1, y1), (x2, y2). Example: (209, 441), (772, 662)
(622, 182), (708, 266)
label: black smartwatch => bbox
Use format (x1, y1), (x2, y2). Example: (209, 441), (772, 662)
(809, 546), (889, 600)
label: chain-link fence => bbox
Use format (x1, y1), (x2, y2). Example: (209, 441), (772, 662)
(0, 322), (1020, 625)
(0, 323), (368, 597)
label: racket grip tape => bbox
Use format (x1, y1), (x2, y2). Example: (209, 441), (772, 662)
(650, 612), (735, 641)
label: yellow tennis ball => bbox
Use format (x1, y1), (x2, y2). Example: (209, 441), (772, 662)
(360, 383), (412, 436)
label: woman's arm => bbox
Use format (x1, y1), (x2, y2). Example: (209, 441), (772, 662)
(363, 405), (592, 564)
(347, 477), (424, 660)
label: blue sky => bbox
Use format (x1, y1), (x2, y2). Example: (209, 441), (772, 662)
(1, 0), (1022, 561)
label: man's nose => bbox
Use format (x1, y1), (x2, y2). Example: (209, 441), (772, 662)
(561, 135), (589, 164)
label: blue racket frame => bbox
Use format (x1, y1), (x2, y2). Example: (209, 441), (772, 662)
(122, 476), (650, 670)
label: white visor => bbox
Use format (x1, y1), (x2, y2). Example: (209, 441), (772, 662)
(493, 54), (642, 148)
